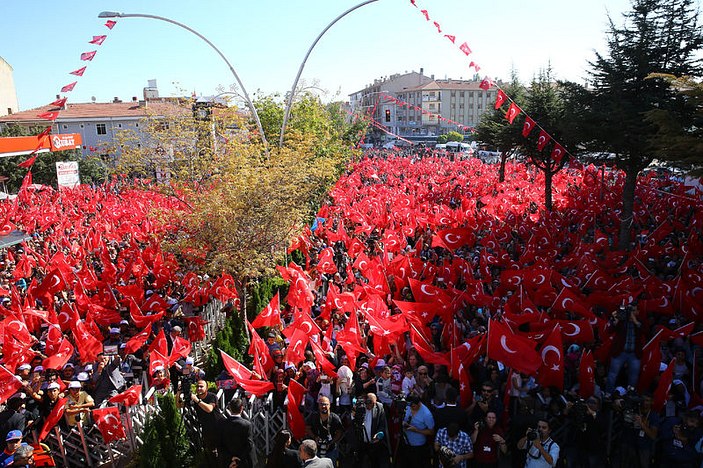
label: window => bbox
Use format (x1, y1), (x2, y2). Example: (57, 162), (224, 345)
(62, 125), (68, 129)
(460, 91), (465, 98)
(96, 123), (107, 135)
(118, 123), (122, 128)
(80, 124), (84, 128)
(450, 91), (456, 98)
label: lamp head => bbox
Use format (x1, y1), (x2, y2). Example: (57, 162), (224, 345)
(98, 11), (122, 18)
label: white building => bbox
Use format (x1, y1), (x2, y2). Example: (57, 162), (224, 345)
(0, 57), (19, 117)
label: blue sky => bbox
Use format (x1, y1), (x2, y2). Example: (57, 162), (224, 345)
(2, 0), (651, 111)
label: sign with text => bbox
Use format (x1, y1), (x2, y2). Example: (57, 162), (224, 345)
(56, 161), (80, 189)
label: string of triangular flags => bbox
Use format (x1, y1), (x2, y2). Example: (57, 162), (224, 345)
(409, 0), (572, 166)
(348, 109), (414, 146)
(18, 19), (117, 171)
(380, 93), (475, 133)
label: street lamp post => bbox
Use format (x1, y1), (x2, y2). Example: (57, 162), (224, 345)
(278, 0), (379, 147)
(98, 11), (269, 153)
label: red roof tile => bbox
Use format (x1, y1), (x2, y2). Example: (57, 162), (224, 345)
(0, 100), (189, 123)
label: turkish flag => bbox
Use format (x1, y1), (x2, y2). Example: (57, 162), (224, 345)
(80, 51), (97, 61)
(287, 379), (306, 440)
(209, 275), (239, 303)
(105, 20), (117, 29)
(93, 406), (127, 443)
(89, 35), (107, 45)
(494, 90), (507, 109)
(459, 41), (472, 55)
(0, 365), (23, 405)
(37, 111), (59, 121)
(522, 116), (536, 137)
(124, 326), (151, 355)
(410, 327), (450, 366)
(149, 350), (169, 375)
(219, 350), (272, 396)
(246, 321), (274, 377)
(555, 320), (594, 344)
(70, 66), (87, 77)
(479, 77), (492, 90)
(537, 130), (551, 151)
(285, 327), (309, 365)
(505, 102), (521, 124)
(251, 291), (281, 328)
(169, 336), (192, 366)
(316, 247), (337, 274)
(18, 155), (37, 168)
(486, 319), (540, 375)
(551, 144), (565, 165)
(653, 359), (675, 412)
(39, 398), (68, 441)
(638, 331), (663, 392)
(185, 317), (207, 342)
(449, 335), (485, 380)
(431, 228), (476, 252)
(458, 363), (473, 408)
(142, 294), (169, 313)
(445, 34), (456, 43)
(60, 82), (77, 93)
(147, 329), (168, 357)
(420, 9), (430, 20)
(578, 351), (595, 398)
(537, 326), (564, 391)
(310, 339), (338, 378)
(109, 385), (143, 406)
(42, 338), (74, 370)
(73, 321), (103, 362)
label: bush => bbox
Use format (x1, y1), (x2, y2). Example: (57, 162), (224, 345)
(132, 393), (193, 468)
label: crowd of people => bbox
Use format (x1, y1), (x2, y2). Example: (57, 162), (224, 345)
(0, 152), (701, 468)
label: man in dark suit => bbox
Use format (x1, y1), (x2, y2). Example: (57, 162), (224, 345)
(355, 392), (391, 468)
(220, 398), (257, 468)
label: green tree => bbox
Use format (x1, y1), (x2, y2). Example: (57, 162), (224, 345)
(445, 131), (464, 142)
(645, 74), (703, 172)
(133, 393), (193, 468)
(436, 134), (448, 144)
(475, 72), (527, 182)
(572, 0), (702, 249)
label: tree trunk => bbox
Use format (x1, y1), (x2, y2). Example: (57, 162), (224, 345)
(544, 169), (553, 212)
(618, 167), (638, 251)
(498, 153), (507, 182)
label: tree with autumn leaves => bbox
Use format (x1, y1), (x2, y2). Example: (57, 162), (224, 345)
(112, 92), (363, 282)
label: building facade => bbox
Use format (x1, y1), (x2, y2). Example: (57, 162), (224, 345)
(350, 71), (499, 140)
(0, 57), (19, 117)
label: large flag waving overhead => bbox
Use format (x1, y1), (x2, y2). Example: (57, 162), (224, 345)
(487, 319), (540, 375)
(219, 350), (273, 397)
(251, 291), (281, 328)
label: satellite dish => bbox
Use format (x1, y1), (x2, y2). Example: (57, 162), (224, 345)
(91, 96), (96, 102)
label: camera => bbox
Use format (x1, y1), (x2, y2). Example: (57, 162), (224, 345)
(438, 446), (456, 466)
(477, 420), (486, 430)
(526, 428), (539, 441)
(621, 391), (643, 426)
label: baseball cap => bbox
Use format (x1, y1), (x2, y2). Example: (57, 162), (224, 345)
(68, 381), (81, 389)
(374, 359), (386, 368)
(47, 382), (60, 390)
(63, 363), (74, 369)
(17, 364), (31, 371)
(83, 364), (93, 372)
(76, 372), (89, 382)
(185, 357), (194, 365)
(360, 363), (369, 369)
(303, 361), (316, 370)
(5, 430), (22, 441)
(109, 328), (120, 334)
(119, 320), (129, 325)
(33, 366), (43, 373)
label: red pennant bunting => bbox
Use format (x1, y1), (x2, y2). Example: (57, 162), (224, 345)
(70, 66), (87, 76)
(494, 90), (507, 109)
(505, 102), (521, 124)
(433, 21), (442, 33)
(37, 111), (59, 121)
(105, 20), (117, 29)
(80, 51), (97, 61)
(444, 34), (456, 43)
(50, 97), (67, 108)
(89, 35), (107, 45)
(459, 42), (472, 56)
(537, 130), (551, 151)
(37, 126), (52, 139)
(551, 144), (565, 165)
(18, 154), (37, 169)
(479, 78), (492, 90)
(60, 81), (77, 93)
(522, 116), (536, 137)
(420, 9), (430, 20)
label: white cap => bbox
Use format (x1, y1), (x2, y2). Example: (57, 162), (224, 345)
(68, 381), (81, 389)
(83, 364), (93, 372)
(374, 359), (386, 368)
(153, 366), (165, 373)
(17, 364), (31, 371)
(303, 361), (316, 370)
(185, 357), (194, 365)
(76, 372), (89, 382)
(47, 382), (60, 390)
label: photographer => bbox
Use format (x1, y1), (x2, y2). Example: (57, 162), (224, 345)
(400, 395), (435, 468)
(613, 392), (659, 468)
(191, 379), (225, 466)
(658, 410), (702, 468)
(470, 411), (507, 468)
(306, 396), (343, 465)
(434, 422), (473, 468)
(353, 393), (390, 468)
(518, 418), (560, 468)
(563, 396), (607, 468)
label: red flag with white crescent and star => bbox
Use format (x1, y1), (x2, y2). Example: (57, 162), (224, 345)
(536, 326), (564, 390)
(93, 406), (127, 443)
(486, 319), (540, 375)
(251, 291), (281, 328)
(494, 90), (507, 109)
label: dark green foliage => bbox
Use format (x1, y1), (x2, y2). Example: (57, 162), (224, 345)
(246, 275), (288, 321)
(205, 313), (249, 380)
(445, 131), (464, 142)
(436, 134), (448, 144)
(133, 393), (193, 468)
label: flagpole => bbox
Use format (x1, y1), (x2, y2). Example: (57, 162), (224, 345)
(279, 0), (380, 147)
(97, 11), (269, 155)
